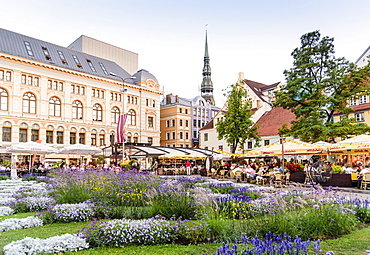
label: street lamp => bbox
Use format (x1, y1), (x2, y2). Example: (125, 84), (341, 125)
(110, 72), (136, 165)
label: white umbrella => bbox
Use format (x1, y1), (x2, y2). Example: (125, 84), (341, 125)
(330, 134), (370, 152)
(6, 142), (58, 178)
(313, 141), (332, 146)
(336, 134), (370, 144)
(58, 144), (102, 155)
(6, 141), (58, 154)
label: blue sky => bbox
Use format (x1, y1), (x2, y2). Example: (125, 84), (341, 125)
(1, 0), (370, 107)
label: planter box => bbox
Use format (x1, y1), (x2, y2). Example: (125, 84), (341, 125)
(321, 174), (352, 187)
(290, 171), (305, 183)
(290, 171), (353, 187)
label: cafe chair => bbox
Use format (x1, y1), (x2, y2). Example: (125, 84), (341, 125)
(360, 172), (370, 190)
(234, 170), (243, 183)
(218, 169), (226, 180)
(283, 172), (291, 186)
(273, 172), (283, 188)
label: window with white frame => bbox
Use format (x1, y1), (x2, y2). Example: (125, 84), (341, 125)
(148, 116), (154, 128)
(204, 133), (208, 141)
(355, 112), (365, 122)
(349, 97), (356, 106)
(360, 95), (367, 104)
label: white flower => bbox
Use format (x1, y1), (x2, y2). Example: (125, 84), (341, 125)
(0, 216), (43, 232)
(3, 234), (89, 255)
(0, 206), (14, 216)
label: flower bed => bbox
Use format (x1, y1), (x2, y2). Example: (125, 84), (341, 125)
(0, 216), (43, 232)
(1, 170), (370, 254)
(3, 234), (89, 255)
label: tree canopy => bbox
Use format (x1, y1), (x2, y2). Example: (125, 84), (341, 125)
(274, 30), (370, 142)
(216, 83), (260, 154)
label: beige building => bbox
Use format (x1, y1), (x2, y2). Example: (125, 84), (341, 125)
(0, 28), (161, 164)
(160, 94), (192, 147)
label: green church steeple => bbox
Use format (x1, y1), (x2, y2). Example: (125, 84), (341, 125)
(200, 29), (215, 105)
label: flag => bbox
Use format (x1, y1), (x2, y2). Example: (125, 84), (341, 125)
(117, 113), (128, 143)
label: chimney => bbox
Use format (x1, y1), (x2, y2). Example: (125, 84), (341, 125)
(238, 72), (244, 82)
(166, 94), (172, 104)
(175, 95), (179, 102)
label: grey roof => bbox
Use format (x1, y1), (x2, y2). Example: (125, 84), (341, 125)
(132, 69), (158, 84)
(160, 94), (192, 107)
(0, 28), (134, 83)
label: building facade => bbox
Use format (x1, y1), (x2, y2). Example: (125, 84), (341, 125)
(199, 73), (280, 153)
(160, 94), (219, 147)
(0, 28), (162, 162)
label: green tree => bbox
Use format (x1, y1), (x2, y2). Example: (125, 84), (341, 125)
(274, 30), (370, 142)
(216, 83), (260, 154)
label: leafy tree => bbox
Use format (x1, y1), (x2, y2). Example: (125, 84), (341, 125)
(216, 83), (260, 154)
(274, 30), (370, 142)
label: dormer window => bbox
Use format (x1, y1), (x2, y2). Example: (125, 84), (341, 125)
(58, 51), (68, 65)
(87, 59), (96, 72)
(42, 46), (52, 61)
(24, 41), (34, 56)
(99, 62), (108, 75)
(72, 55), (83, 69)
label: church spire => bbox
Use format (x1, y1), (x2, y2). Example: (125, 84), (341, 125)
(200, 27), (215, 105)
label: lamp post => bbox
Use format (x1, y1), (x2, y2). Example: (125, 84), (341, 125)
(110, 73), (136, 166)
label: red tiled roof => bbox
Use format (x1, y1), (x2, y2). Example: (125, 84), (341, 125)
(333, 103), (370, 115)
(199, 119), (214, 131)
(243, 79), (279, 103)
(256, 107), (296, 136)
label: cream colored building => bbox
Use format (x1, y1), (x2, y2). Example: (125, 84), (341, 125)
(199, 72), (281, 153)
(0, 28), (161, 164)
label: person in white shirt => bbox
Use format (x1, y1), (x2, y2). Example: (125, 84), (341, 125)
(343, 164), (356, 174)
(357, 165), (370, 188)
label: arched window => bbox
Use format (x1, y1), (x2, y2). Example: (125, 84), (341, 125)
(128, 109), (136, 126)
(46, 125), (54, 144)
(111, 107), (120, 123)
(2, 121), (12, 142)
(31, 123), (40, 142)
(126, 132), (132, 143)
(23, 92), (36, 113)
(0, 88), (8, 111)
(49, 97), (61, 117)
(72, 100), (83, 119)
(93, 104), (102, 121)
(79, 128), (86, 144)
(19, 122), (28, 142)
(91, 129), (97, 146)
(133, 133), (139, 143)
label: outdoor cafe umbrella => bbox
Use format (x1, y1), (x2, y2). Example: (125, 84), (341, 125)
(57, 144), (102, 155)
(6, 141), (58, 154)
(329, 134), (370, 152)
(6, 141), (58, 178)
(247, 140), (323, 156)
(57, 144), (102, 166)
(328, 135), (370, 157)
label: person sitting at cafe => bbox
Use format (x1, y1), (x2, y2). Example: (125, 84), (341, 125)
(357, 165), (370, 188)
(244, 165), (256, 180)
(343, 163), (356, 174)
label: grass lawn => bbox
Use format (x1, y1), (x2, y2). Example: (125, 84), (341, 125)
(0, 212), (35, 221)
(1, 215), (369, 255)
(320, 225), (370, 255)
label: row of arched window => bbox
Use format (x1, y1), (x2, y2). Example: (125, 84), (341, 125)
(0, 88), (138, 124)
